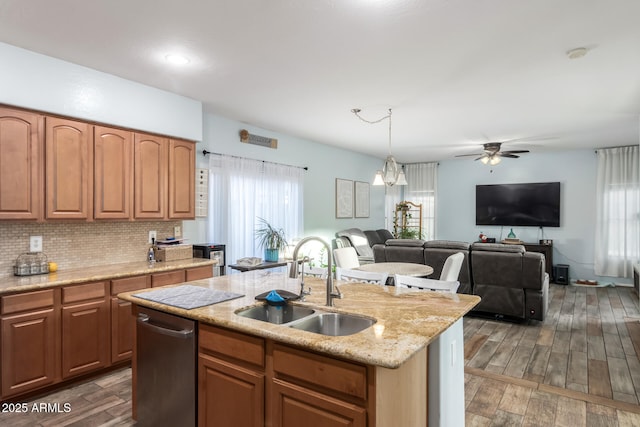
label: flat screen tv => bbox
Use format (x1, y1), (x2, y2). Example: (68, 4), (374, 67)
(476, 182), (560, 227)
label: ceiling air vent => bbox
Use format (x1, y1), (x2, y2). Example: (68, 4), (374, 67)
(239, 129), (277, 149)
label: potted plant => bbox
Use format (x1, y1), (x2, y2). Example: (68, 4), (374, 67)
(255, 217), (288, 262)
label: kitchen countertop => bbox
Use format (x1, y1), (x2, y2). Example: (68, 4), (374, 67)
(118, 271), (480, 369)
(0, 258), (216, 295)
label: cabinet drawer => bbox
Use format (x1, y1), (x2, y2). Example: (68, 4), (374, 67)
(62, 281), (107, 304)
(111, 275), (150, 295)
(200, 324), (264, 369)
(1, 289), (55, 315)
(151, 270), (185, 287)
(273, 344), (367, 400)
(185, 265), (213, 281)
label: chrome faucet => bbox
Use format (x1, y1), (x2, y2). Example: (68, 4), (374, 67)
(288, 236), (341, 306)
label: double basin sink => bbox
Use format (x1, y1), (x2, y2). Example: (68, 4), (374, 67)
(235, 304), (376, 336)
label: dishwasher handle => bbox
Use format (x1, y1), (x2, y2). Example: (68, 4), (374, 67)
(137, 313), (194, 339)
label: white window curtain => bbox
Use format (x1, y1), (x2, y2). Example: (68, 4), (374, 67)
(207, 154), (304, 266)
(594, 145), (640, 277)
(404, 163), (438, 240)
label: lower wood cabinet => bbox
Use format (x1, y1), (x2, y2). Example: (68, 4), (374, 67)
(110, 275), (150, 364)
(199, 354), (265, 427)
(271, 379), (366, 427)
(1, 289), (57, 398)
(61, 282), (109, 379)
(197, 325), (370, 427)
(151, 269), (186, 287)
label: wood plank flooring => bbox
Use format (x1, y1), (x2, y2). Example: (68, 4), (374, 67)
(464, 283), (640, 426)
(2, 283), (639, 426)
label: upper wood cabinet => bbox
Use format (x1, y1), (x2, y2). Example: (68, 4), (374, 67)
(0, 107), (43, 220)
(168, 139), (195, 219)
(45, 117), (92, 219)
(94, 126), (133, 220)
(134, 133), (168, 219)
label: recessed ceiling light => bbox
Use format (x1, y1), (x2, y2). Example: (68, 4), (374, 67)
(165, 54), (190, 65)
(566, 47), (588, 60)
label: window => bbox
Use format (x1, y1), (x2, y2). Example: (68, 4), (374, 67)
(207, 154), (304, 266)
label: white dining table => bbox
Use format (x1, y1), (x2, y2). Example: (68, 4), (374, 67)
(354, 262), (434, 277)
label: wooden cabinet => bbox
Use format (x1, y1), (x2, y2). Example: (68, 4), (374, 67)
(1, 290), (57, 398)
(186, 265), (214, 281)
(94, 126), (133, 219)
(60, 282), (109, 379)
(271, 343), (368, 427)
(0, 107), (43, 220)
(111, 275), (150, 363)
(151, 269), (186, 287)
(45, 117), (92, 219)
(134, 133), (168, 219)
(168, 139), (195, 219)
(198, 325), (265, 427)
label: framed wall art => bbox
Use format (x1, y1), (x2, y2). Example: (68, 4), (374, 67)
(354, 181), (370, 218)
(335, 178), (353, 218)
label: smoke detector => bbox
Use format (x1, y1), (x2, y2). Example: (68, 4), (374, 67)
(566, 47), (588, 59)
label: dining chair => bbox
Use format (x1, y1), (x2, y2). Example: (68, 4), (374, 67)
(336, 267), (388, 286)
(333, 247), (360, 269)
(394, 274), (460, 293)
(439, 252), (465, 281)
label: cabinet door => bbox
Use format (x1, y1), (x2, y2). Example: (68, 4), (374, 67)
(94, 126), (133, 219)
(111, 298), (134, 363)
(0, 107), (43, 220)
(151, 269), (186, 287)
(134, 133), (167, 219)
(1, 308), (57, 398)
(168, 139), (195, 219)
(198, 353), (264, 427)
(61, 299), (109, 379)
(45, 117), (92, 219)
(272, 379), (366, 427)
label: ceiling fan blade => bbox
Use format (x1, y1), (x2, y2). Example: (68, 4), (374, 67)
(501, 150), (530, 154)
(454, 153), (484, 157)
(499, 153), (520, 158)
(474, 156), (486, 161)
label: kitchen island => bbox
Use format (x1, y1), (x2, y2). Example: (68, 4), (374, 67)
(120, 271), (480, 427)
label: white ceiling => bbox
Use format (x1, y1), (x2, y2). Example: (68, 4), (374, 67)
(1, 0), (639, 162)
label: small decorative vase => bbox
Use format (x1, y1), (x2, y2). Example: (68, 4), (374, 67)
(507, 228), (516, 239)
(264, 249), (279, 262)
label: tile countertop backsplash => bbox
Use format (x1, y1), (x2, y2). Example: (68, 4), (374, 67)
(0, 221), (182, 278)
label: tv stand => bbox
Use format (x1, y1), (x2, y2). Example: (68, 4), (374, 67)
(523, 242), (553, 280)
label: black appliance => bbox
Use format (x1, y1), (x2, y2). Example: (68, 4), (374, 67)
(193, 244), (226, 276)
(554, 264), (570, 285)
(476, 182), (561, 227)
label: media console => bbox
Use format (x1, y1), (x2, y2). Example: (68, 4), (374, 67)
(523, 242), (554, 281)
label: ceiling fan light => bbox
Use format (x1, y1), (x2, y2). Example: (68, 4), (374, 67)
(489, 156), (502, 165)
(372, 171), (385, 186)
(480, 156), (490, 164)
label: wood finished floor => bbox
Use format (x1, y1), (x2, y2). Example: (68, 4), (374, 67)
(464, 283), (640, 426)
(2, 284), (639, 426)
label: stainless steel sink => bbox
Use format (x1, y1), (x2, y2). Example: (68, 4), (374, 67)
(289, 312), (376, 336)
(235, 304), (315, 325)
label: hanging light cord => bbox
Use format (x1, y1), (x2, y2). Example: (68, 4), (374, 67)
(351, 108), (393, 154)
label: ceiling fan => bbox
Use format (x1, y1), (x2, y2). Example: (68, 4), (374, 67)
(455, 142), (530, 165)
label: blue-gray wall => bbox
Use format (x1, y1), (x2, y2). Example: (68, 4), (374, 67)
(437, 149), (631, 284)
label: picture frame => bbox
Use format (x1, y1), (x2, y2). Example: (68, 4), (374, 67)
(354, 181), (370, 218)
(335, 178), (353, 218)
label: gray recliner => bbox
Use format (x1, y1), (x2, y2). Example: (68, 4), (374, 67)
(423, 241), (472, 294)
(335, 228), (375, 264)
(470, 243), (549, 321)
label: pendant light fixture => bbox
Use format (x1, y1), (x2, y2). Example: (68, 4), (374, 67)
(352, 108), (407, 186)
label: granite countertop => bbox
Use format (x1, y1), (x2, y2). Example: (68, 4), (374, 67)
(118, 271), (481, 369)
(0, 258), (216, 295)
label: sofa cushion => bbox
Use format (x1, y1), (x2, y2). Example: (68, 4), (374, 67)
(424, 240), (470, 250)
(385, 239), (426, 247)
(471, 242), (525, 254)
(364, 230), (385, 246)
(336, 228), (373, 258)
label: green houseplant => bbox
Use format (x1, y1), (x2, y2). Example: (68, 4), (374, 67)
(255, 217), (288, 262)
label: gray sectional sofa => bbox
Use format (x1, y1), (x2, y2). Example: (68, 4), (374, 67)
(359, 234), (549, 321)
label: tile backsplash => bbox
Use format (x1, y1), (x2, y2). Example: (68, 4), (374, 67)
(0, 221), (182, 278)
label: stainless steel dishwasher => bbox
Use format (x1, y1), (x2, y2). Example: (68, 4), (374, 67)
(136, 306), (196, 427)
